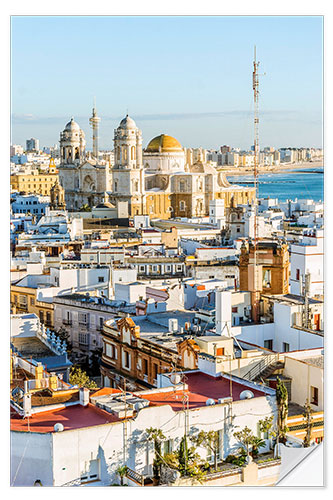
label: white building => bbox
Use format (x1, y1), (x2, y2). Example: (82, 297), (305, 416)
(11, 194), (50, 217)
(11, 370), (276, 486)
(283, 348), (323, 411)
(289, 228), (324, 298)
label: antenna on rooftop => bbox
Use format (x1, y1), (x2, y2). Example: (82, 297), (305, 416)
(251, 46), (265, 322)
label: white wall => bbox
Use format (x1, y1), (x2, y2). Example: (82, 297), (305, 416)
(11, 391), (276, 486)
(283, 355), (323, 410)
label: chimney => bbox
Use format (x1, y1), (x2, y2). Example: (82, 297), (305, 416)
(23, 383), (32, 418)
(79, 387), (90, 407)
(35, 362), (44, 389)
(49, 372), (58, 391)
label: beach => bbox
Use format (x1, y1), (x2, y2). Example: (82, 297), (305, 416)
(219, 159), (323, 176)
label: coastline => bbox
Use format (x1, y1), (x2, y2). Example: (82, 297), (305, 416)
(221, 159), (323, 176)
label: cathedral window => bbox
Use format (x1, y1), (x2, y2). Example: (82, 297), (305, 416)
(122, 146), (127, 162)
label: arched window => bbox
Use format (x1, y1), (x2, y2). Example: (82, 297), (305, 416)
(116, 147), (120, 161)
(122, 146), (127, 162)
(75, 147), (80, 160)
(131, 146), (136, 160)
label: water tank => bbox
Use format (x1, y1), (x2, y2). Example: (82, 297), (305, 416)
(134, 402), (145, 411)
(170, 373), (181, 385)
(240, 390), (254, 400)
(168, 318), (178, 333)
(54, 423), (64, 432)
(206, 398), (216, 406)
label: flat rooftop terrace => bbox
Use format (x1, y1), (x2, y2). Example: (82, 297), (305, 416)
(10, 403), (119, 433)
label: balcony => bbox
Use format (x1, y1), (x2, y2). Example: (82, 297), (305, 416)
(63, 319), (72, 326)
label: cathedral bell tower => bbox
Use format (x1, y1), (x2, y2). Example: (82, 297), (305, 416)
(59, 117), (86, 166)
(111, 115), (146, 216)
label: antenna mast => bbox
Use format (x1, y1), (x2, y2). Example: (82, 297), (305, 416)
(252, 46), (260, 322)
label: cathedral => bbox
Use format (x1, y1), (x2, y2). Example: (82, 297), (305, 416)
(58, 109), (255, 218)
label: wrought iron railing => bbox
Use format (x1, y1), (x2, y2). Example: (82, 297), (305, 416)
(125, 467), (145, 486)
(241, 353), (279, 381)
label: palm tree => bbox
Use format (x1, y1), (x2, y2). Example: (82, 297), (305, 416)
(146, 427), (166, 483)
(116, 465), (128, 486)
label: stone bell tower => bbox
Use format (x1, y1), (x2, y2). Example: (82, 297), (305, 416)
(111, 114), (146, 216)
(59, 117), (86, 166)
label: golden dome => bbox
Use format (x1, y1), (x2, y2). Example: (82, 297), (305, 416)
(146, 134), (183, 153)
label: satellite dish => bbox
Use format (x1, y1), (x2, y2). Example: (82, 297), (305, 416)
(54, 423), (64, 432)
(206, 398), (216, 406)
(240, 390), (254, 400)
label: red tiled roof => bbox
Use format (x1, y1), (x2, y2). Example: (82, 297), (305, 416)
(10, 403), (119, 433)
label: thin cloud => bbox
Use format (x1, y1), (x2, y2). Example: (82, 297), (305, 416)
(12, 109), (301, 126)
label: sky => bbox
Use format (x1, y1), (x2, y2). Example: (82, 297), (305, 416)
(11, 16), (323, 151)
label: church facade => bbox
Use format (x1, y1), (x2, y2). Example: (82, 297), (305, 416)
(58, 116), (112, 211)
(58, 112), (255, 218)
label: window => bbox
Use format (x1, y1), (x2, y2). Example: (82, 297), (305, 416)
(179, 201), (186, 211)
(263, 269), (271, 288)
(264, 339), (273, 350)
(143, 358), (148, 375)
(99, 317), (104, 331)
(98, 276), (104, 283)
(152, 363), (158, 381)
(311, 386), (319, 406)
(78, 312), (88, 325)
(232, 306), (238, 313)
(139, 265), (145, 272)
(124, 350), (130, 369)
(39, 311), (44, 323)
(283, 342), (290, 352)
(19, 295), (27, 306)
(79, 332), (89, 345)
(81, 459), (100, 483)
(30, 297), (35, 306)
(296, 269), (300, 280)
(216, 347), (225, 356)
(106, 343), (117, 359)
(14, 295), (18, 304)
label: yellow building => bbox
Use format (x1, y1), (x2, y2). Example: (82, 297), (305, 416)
(11, 172), (59, 196)
(10, 284), (54, 328)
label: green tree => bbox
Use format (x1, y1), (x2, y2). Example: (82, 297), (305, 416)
(145, 427), (166, 483)
(233, 426), (256, 459)
(191, 430), (220, 471)
(116, 465), (128, 486)
(276, 377), (289, 444)
(251, 436), (266, 458)
(303, 399), (314, 448)
(258, 415), (275, 449)
(69, 366), (98, 389)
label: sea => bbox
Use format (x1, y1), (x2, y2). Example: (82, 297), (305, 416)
(226, 166), (324, 202)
